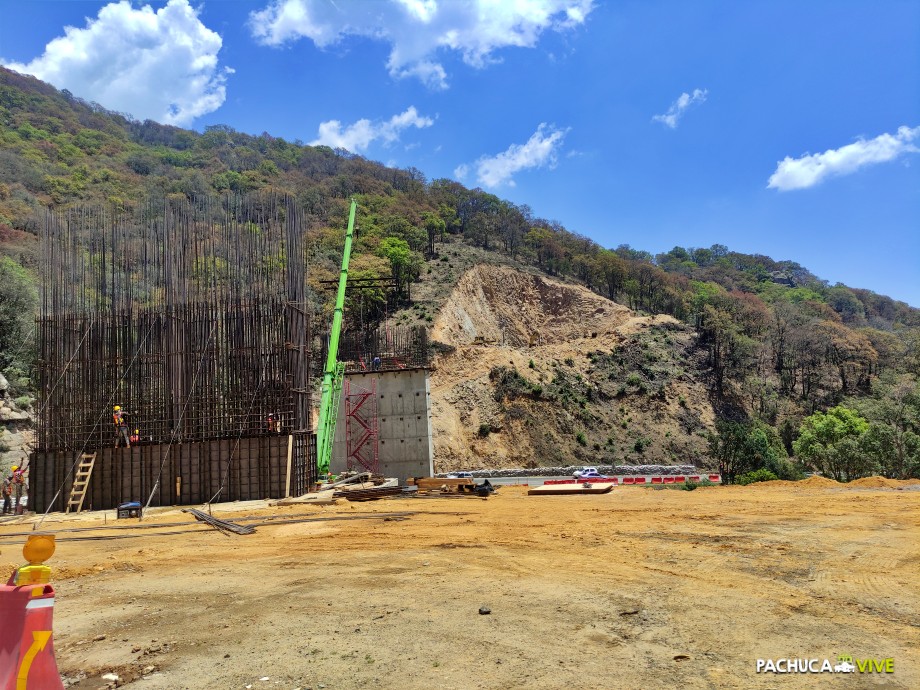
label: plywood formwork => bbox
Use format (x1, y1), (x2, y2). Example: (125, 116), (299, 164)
(30, 435), (302, 512)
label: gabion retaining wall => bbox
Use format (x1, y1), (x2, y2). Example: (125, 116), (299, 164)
(436, 464), (701, 479)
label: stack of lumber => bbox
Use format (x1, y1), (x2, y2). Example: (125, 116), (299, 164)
(413, 477), (477, 493)
(334, 485), (408, 501)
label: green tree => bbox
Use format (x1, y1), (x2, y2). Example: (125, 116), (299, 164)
(422, 211), (446, 258)
(793, 405), (873, 481)
(595, 250), (626, 301)
(707, 420), (757, 484)
(707, 418), (797, 484)
(0, 257), (38, 388)
(855, 376), (920, 479)
(377, 236), (422, 300)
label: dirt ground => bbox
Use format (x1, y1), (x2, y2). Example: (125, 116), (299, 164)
(2, 480), (918, 690)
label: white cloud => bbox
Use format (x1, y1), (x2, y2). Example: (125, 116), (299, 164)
(2, 0), (230, 126)
(459, 124), (569, 188)
(249, 0), (594, 89)
(652, 88), (707, 129)
(310, 106), (434, 153)
(768, 126), (920, 191)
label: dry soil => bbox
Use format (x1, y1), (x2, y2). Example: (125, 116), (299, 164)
(2, 480), (918, 689)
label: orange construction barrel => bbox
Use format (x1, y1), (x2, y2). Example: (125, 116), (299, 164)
(0, 534), (65, 690)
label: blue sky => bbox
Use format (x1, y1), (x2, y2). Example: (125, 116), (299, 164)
(1, 0), (918, 306)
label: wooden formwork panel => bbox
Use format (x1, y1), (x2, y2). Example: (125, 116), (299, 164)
(28, 434), (303, 513)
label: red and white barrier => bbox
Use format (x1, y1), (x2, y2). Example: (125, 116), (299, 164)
(539, 474), (722, 487)
(1, 575), (65, 690)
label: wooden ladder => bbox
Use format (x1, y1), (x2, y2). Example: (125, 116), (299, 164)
(66, 452), (97, 513)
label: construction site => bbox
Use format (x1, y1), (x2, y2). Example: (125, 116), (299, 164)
(1, 195), (918, 689)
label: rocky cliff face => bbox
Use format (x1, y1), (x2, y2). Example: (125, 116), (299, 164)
(428, 265), (715, 472)
(0, 372), (33, 474)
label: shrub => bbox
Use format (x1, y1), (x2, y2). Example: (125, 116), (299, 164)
(769, 457), (805, 481)
(575, 431), (587, 446)
(736, 468), (778, 486)
(490, 365), (534, 401)
(528, 359), (535, 369)
(478, 423), (492, 437)
(626, 373), (641, 386)
(564, 357), (575, 367)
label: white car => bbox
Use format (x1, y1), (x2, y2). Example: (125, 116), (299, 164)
(446, 472), (474, 479)
(573, 466), (600, 478)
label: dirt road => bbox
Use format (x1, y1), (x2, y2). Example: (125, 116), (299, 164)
(2, 479), (918, 689)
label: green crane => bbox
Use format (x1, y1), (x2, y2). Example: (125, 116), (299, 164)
(316, 198), (357, 478)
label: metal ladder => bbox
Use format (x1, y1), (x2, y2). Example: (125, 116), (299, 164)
(66, 452), (97, 513)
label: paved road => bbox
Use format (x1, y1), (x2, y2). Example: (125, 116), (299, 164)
(475, 476), (553, 487)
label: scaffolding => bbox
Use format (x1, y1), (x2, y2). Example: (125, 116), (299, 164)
(344, 378), (379, 474)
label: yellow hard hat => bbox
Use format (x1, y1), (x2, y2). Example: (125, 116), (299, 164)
(114, 405), (121, 411)
(11, 466), (18, 471)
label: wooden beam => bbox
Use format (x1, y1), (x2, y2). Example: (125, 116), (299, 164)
(284, 434), (294, 498)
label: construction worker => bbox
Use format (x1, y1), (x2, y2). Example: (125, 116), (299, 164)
(10, 465), (26, 514)
(372, 356), (381, 371)
(266, 413), (280, 433)
(113, 405), (131, 447)
(1, 472), (12, 515)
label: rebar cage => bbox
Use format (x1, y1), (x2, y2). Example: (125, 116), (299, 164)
(31, 192), (317, 509)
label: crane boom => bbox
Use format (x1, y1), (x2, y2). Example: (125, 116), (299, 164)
(316, 198), (357, 478)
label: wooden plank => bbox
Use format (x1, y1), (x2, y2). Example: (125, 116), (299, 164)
(274, 489), (336, 506)
(528, 484), (613, 496)
(284, 434), (294, 498)
(414, 478), (476, 491)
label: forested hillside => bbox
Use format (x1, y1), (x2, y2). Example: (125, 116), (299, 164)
(1, 65), (918, 481)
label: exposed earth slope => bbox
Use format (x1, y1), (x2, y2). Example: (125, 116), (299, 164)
(429, 265), (715, 471)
